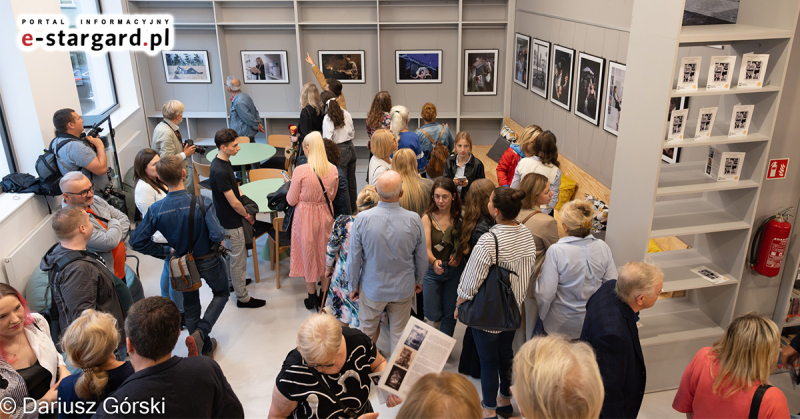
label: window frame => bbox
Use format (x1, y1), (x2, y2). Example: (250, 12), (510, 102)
(0, 96), (18, 175)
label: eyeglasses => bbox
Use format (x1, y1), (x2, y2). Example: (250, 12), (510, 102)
(65, 187), (94, 198)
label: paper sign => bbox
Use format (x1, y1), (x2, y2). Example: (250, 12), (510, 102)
(767, 158), (789, 180)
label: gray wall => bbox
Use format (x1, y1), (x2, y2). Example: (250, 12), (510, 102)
(509, 2), (632, 188)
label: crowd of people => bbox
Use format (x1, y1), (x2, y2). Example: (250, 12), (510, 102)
(10, 54), (796, 419)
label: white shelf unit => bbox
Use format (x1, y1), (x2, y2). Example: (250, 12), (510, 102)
(127, 0), (513, 146)
(606, 0), (800, 392)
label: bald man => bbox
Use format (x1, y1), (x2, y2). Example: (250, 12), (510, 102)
(346, 171), (427, 352)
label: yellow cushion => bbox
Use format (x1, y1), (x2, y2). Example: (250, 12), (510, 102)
(647, 239), (663, 253)
(555, 176), (577, 210)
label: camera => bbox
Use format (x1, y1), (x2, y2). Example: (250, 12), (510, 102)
(184, 139), (206, 155)
(212, 242), (231, 258)
(80, 123), (109, 149)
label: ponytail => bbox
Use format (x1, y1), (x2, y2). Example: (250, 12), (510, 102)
(389, 105), (409, 141)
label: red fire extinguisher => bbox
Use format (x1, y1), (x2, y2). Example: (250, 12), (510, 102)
(749, 209), (794, 277)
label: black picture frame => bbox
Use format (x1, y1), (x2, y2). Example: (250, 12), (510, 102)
(530, 38), (550, 99)
(395, 50), (443, 84)
(514, 33), (531, 88)
(318, 50), (365, 84)
(549, 44), (574, 110)
(574, 51), (605, 126)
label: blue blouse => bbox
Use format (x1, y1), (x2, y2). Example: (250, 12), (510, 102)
(57, 361), (134, 419)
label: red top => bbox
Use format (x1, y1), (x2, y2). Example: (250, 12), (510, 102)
(496, 147), (521, 187)
(673, 347), (790, 418)
(86, 208), (126, 279)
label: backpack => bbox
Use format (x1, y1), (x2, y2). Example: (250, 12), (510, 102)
(423, 125), (448, 178)
(35, 137), (82, 196)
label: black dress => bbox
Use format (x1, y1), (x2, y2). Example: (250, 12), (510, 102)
(298, 104), (325, 153)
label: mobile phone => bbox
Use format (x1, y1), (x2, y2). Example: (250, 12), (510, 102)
(455, 176), (467, 181)
(281, 170), (289, 179)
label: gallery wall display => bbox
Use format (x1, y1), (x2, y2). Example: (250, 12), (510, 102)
(603, 61), (625, 136)
(161, 50), (211, 84)
(550, 44), (574, 110)
(464, 49), (498, 96)
(318, 51), (365, 84)
(396, 50), (442, 84)
(530, 39), (550, 99)
(241, 51), (289, 84)
(574, 52), (605, 126)
(514, 33), (531, 88)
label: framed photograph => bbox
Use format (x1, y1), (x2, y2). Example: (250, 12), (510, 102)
(464, 49), (499, 96)
(396, 50), (442, 84)
(737, 53), (769, 89)
(677, 56), (701, 91)
(574, 52), (605, 126)
(514, 33), (531, 88)
(706, 56), (736, 90)
(695, 106), (718, 139)
(530, 39), (550, 98)
(550, 44), (575, 110)
(603, 61), (625, 136)
(161, 51), (211, 84)
(668, 96), (690, 121)
(662, 147), (681, 164)
(318, 51), (365, 84)
(240, 51), (288, 84)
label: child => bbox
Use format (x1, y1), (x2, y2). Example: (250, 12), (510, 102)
(443, 132), (486, 200)
(510, 130), (560, 214)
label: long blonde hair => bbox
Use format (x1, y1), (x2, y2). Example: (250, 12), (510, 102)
(396, 372), (482, 419)
(303, 132), (331, 177)
(389, 105), (409, 141)
(392, 149), (428, 216)
(710, 312), (780, 398)
(300, 83), (323, 115)
(519, 172), (549, 210)
(60, 310), (120, 399)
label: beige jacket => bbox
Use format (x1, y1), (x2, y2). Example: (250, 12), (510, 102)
(518, 208), (560, 298)
(312, 65), (347, 110)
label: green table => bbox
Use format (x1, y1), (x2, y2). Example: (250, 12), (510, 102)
(206, 143), (277, 183)
(240, 178), (288, 263)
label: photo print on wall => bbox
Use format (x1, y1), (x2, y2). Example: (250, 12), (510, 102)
(550, 44), (575, 110)
(682, 0), (740, 26)
(241, 51), (288, 84)
(318, 51), (365, 84)
(574, 52), (605, 126)
(603, 61), (625, 136)
(396, 50), (442, 84)
(161, 50), (211, 83)
(530, 39), (550, 98)
(514, 33), (531, 88)
(706, 56), (736, 90)
(464, 49), (499, 96)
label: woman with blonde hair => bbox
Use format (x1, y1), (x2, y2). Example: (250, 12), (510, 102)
(397, 372), (482, 419)
(57, 310), (134, 419)
(296, 83), (324, 148)
(497, 124), (542, 187)
(391, 105), (427, 174)
(287, 132), (339, 310)
(513, 335), (604, 419)
(535, 200), (617, 339)
(673, 312), (790, 418)
(324, 186), (380, 327)
(392, 148), (433, 217)
(368, 129), (397, 185)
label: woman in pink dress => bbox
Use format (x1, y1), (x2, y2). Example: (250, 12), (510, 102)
(286, 131), (339, 310)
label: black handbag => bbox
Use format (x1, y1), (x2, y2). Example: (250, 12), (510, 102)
(457, 232), (522, 332)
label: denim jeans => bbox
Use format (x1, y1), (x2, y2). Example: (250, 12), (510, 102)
(183, 254), (230, 348)
(160, 257), (184, 312)
(472, 328), (515, 409)
(423, 262), (463, 337)
(338, 141), (358, 214)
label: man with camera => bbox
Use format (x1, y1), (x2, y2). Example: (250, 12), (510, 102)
(153, 100), (197, 193)
(130, 155), (229, 359)
(51, 108), (110, 192)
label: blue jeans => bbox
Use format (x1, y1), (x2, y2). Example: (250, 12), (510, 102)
(423, 262), (463, 337)
(472, 328), (515, 409)
(183, 254), (230, 348)
(160, 257), (184, 312)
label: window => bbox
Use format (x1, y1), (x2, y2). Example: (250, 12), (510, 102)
(0, 98), (18, 178)
(61, 0), (119, 116)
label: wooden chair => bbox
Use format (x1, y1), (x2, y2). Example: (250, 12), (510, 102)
(248, 168), (284, 182)
(192, 159), (212, 196)
(269, 134), (296, 176)
(268, 216), (291, 289)
(235, 136), (251, 144)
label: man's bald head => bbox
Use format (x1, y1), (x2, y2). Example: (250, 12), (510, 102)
(376, 170), (403, 202)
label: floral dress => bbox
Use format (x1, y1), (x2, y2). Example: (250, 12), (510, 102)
(325, 214), (359, 327)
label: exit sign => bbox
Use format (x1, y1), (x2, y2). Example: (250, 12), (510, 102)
(767, 158), (789, 180)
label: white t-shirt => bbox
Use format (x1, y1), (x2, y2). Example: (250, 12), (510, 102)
(368, 156), (392, 185)
(322, 109), (355, 144)
(134, 179), (168, 243)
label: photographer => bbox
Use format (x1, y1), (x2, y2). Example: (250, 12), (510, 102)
(153, 100), (196, 194)
(52, 108), (110, 192)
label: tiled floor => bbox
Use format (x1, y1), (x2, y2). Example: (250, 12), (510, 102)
(128, 157), (800, 417)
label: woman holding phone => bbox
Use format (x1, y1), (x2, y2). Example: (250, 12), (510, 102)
(443, 132), (485, 200)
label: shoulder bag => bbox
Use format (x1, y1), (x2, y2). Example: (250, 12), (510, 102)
(457, 232), (522, 332)
(168, 195), (205, 292)
(748, 384), (772, 419)
(316, 173), (334, 218)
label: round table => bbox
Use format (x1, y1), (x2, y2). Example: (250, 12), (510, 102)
(207, 143), (277, 183)
(240, 178), (285, 213)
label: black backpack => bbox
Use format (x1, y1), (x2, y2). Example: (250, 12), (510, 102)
(35, 137), (81, 196)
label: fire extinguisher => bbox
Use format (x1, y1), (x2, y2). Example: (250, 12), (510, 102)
(749, 208), (794, 277)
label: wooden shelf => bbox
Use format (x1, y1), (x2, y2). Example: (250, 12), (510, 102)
(679, 24), (794, 43)
(663, 131), (770, 148)
(671, 84), (781, 97)
(656, 161), (760, 196)
(648, 249), (740, 292)
(638, 297), (725, 347)
(650, 197), (750, 237)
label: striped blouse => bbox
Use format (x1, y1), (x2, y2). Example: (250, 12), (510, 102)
(457, 223), (537, 333)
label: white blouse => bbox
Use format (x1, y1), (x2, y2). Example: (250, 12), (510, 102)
(322, 110), (355, 144)
(134, 179), (167, 243)
(368, 156), (392, 185)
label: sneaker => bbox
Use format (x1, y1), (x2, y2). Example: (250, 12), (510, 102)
(202, 338), (218, 359)
(496, 405), (513, 418)
(186, 331), (204, 357)
(237, 298), (266, 308)
(229, 278), (253, 293)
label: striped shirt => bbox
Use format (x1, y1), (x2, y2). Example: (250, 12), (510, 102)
(457, 223), (537, 333)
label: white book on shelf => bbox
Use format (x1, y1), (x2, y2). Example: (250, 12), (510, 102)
(705, 146), (745, 182)
(677, 56), (701, 91)
(706, 56), (736, 90)
(667, 108), (689, 141)
(695, 107), (718, 139)
(737, 53), (769, 89)
(728, 104), (755, 137)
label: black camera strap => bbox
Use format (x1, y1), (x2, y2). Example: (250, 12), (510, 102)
(188, 195), (207, 255)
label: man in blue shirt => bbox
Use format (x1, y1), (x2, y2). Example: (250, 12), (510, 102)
(130, 155), (229, 359)
(346, 171), (427, 351)
(225, 76), (264, 141)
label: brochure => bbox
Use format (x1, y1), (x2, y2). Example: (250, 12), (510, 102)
(706, 56), (736, 90)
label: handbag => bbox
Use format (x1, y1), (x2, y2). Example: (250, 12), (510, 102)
(316, 173), (334, 218)
(748, 384), (772, 419)
(457, 232), (522, 332)
(168, 195), (205, 292)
